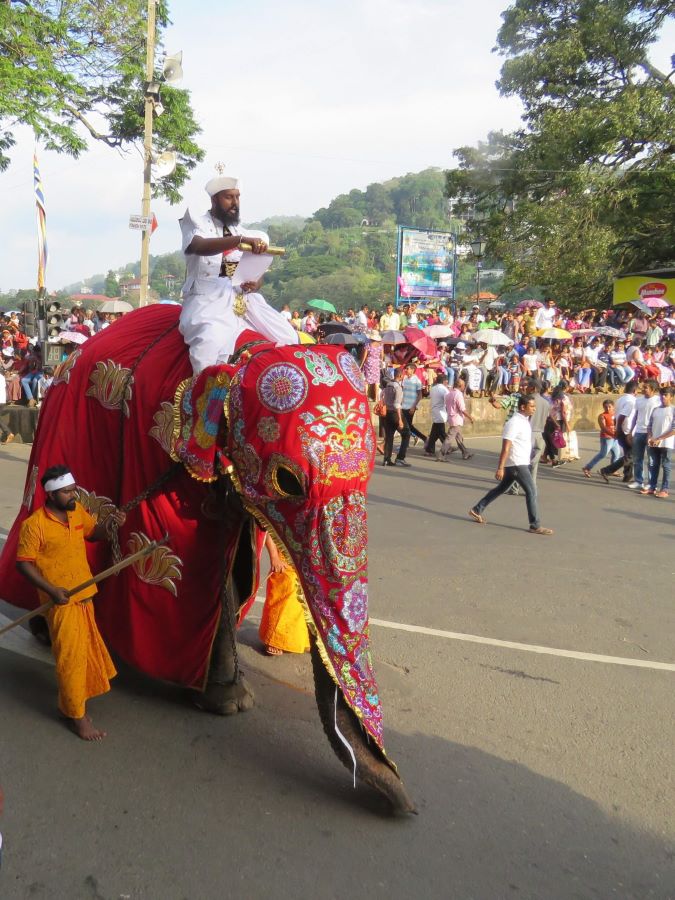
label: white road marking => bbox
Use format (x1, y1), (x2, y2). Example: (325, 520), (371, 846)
(4, 603), (673, 674)
(251, 598), (674, 672)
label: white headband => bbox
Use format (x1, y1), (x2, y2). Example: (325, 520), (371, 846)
(43, 472), (76, 492)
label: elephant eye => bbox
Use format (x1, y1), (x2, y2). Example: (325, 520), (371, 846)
(273, 464), (305, 499)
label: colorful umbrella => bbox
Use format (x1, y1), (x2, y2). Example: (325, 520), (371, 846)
(316, 322), (352, 338)
(642, 297), (669, 308)
(514, 300), (543, 312)
(98, 299), (133, 314)
(59, 330), (89, 345)
(629, 300), (652, 314)
(323, 332), (368, 346)
(308, 298), (337, 313)
(403, 327), (437, 357)
(423, 324), (455, 339)
(536, 327), (572, 340)
(297, 331), (316, 344)
(593, 326), (625, 339)
(469, 330), (513, 347)
(380, 330), (408, 345)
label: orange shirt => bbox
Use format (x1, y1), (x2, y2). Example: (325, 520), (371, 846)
(17, 502), (98, 603)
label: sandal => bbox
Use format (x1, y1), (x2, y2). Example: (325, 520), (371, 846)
(468, 508), (485, 524)
(582, 468), (591, 478)
(529, 526), (554, 535)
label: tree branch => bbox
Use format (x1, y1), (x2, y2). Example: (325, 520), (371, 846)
(62, 102), (120, 146)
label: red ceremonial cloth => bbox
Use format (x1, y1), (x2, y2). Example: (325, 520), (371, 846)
(0, 307), (263, 689)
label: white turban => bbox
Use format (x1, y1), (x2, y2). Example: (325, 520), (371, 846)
(43, 472), (76, 492)
(205, 175), (239, 196)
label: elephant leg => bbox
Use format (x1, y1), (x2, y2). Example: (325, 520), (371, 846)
(311, 644), (416, 815)
(196, 582), (255, 716)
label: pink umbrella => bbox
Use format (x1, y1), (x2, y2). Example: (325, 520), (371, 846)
(514, 299), (543, 312)
(403, 327), (438, 357)
(59, 331), (89, 345)
(642, 297), (669, 308)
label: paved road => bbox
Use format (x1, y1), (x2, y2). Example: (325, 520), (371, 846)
(0, 438), (673, 900)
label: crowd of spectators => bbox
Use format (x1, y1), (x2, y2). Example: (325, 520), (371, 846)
(0, 304), (126, 435)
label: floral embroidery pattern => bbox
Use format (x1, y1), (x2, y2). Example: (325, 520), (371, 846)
(256, 363), (308, 413)
(76, 488), (118, 522)
(149, 401), (175, 455)
(298, 397), (372, 484)
(318, 493), (368, 575)
(338, 578), (368, 632)
(127, 532), (183, 597)
(337, 351), (366, 394)
(52, 349), (81, 386)
(257, 416), (280, 442)
(85, 359), (134, 417)
(294, 349), (343, 387)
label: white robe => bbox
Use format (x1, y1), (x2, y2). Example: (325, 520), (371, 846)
(178, 208), (298, 372)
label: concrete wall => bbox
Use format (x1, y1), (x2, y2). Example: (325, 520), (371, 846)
(411, 393), (613, 437)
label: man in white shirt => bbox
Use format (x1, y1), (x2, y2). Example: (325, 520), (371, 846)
(600, 381), (637, 483)
(355, 305), (369, 330)
(627, 379), (660, 490)
(534, 298), (557, 331)
(647, 387), (674, 497)
(424, 373), (450, 456)
(469, 395), (553, 534)
(179, 173), (298, 372)
(379, 303), (401, 332)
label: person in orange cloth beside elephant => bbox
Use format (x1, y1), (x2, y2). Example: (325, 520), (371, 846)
(15, 465), (125, 741)
(259, 534), (310, 656)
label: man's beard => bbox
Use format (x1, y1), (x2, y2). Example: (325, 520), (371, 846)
(216, 207), (240, 226)
(50, 495), (76, 512)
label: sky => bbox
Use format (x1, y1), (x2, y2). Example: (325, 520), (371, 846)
(0, 0), (673, 291)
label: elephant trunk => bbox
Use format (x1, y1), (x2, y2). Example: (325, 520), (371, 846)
(311, 644), (416, 815)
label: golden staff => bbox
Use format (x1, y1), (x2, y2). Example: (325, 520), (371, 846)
(0, 534), (169, 638)
(239, 242), (285, 256)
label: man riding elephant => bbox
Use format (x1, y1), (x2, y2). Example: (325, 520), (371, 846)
(0, 307), (414, 815)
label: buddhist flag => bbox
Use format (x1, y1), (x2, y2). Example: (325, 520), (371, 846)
(33, 149), (48, 292)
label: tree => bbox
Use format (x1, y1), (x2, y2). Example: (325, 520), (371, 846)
(104, 270), (121, 297)
(446, 0), (675, 307)
(0, 0), (203, 202)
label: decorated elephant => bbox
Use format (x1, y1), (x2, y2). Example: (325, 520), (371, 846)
(0, 306), (414, 814)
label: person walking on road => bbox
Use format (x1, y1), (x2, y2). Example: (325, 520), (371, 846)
(439, 376), (474, 460)
(599, 381), (637, 483)
(424, 373), (449, 457)
(469, 395), (554, 535)
(382, 367), (411, 468)
(401, 363), (427, 446)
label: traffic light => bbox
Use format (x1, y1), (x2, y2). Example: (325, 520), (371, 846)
(47, 301), (65, 337)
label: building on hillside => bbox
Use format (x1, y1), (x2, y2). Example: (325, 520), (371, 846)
(68, 293), (114, 305)
(120, 278), (142, 296)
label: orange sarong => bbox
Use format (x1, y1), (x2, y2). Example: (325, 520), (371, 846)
(17, 502), (117, 718)
(258, 568), (310, 654)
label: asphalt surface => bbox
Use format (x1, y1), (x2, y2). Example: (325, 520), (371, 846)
(0, 436), (674, 900)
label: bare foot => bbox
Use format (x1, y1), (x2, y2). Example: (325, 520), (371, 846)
(69, 715), (107, 741)
(265, 645), (283, 656)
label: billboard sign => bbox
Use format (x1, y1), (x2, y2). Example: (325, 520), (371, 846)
(613, 274), (675, 306)
(396, 227), (455, 303)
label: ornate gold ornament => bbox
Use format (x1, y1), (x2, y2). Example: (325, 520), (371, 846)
(76, 488), (118, 525)
(149, 401), (176, 455)
(22, 465), (39, 510)
(85, 359), (134, 417)
(127, 531), (183, 597)
(53, 349), (81, 386)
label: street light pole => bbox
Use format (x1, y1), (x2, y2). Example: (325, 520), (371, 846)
(139, 0), (156, 308)
(470, 237), (487, 306)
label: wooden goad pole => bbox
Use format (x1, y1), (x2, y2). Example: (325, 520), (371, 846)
(0, 535), (170, 638)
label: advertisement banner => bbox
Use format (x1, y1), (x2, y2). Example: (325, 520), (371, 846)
(613, 274), (675, 306)
(397, 227), (454, 302)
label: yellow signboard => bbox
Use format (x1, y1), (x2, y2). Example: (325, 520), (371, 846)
(613, 275), (675, 306)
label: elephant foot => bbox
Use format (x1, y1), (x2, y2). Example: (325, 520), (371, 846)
(311, 647), (417, 816)
(195, 675), (255, 715)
